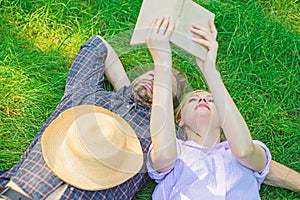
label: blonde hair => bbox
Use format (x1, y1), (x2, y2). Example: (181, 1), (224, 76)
(175, 90), (206, 123)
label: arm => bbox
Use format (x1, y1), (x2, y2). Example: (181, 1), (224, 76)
(100, 36), (130, 91)
(193, 23), (300, 192)
(264, 160), (300, 192)
(191, 21), (266, 172)
(147, 17), (177, 172)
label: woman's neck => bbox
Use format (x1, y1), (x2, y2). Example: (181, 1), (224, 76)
(183, 123), (220, 148)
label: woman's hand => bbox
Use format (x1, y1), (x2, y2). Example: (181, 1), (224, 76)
(145, 16), (175, 65)
(147, 17), (177, 172)
(190, 20), (218, 72)
(191, 21), (267, 172)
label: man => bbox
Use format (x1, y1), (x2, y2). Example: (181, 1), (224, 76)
(0, 35), (185, 199)
(0, 35), (298, 200)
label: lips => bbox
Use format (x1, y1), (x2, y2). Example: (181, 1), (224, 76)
(141, 81), (153, 95)
(195, 104), (210, 110)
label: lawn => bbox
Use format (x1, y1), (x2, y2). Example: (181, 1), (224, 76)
(0, 0), (299, 199)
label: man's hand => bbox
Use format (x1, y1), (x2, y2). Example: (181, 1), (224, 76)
(145, 16), (175, 65)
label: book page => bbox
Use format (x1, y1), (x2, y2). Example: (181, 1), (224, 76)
(171, 1), (215, 60)
(130, 0), (184, 45)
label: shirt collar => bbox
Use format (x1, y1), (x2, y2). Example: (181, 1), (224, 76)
(183, 140), (229, 155)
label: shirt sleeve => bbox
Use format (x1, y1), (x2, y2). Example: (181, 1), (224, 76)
(64, 36), (107, 94)
(146, 140), (183, 184)
(252, 140), (272, 189)
(146, 144), (171, 183)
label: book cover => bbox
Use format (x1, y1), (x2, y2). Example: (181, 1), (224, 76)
(130, 0), (215, 60)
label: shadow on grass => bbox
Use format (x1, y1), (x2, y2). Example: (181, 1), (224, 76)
(0, 0), (299, 199)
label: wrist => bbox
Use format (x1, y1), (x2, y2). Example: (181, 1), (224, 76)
(154, 61), (172, 72)
(153, 55), (172, 65)
(201, 65), (220, 76)
(154, 65), (173, 81)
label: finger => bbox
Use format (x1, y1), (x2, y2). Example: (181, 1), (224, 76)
(191, 25), (216, 43)
(165, 21), (175, 37)
(155, 16), (165, 33)
(163, 17), (175, 36)
(146, 17), (164, 41)
(146, 18), (158, 41)
(190, 27), (210, 41)
(191, 24), (210, 34)
(158, 16), (170, 35)
(192, 37), (213, 50)
(209, 19), (218, 39)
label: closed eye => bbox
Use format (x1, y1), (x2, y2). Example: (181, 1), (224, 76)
(206, 95), (214, 103)
(188, 98), (197, 103)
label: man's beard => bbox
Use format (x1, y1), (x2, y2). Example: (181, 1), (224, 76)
(131, 82), (152, 107)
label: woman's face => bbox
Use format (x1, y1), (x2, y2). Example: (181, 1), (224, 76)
(180, 91), (220, 130)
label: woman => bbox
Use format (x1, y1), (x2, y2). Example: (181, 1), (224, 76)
(146, 17), (271, 199)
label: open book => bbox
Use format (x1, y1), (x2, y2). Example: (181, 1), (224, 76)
(130, 0), (215, 61)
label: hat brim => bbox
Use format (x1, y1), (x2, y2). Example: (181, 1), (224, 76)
(41, 105), (143, 190)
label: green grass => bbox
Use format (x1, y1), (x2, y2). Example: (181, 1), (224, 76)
(0, 0), (299, 199)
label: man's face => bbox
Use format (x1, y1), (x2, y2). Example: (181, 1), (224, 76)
(131, 70), (177, 106)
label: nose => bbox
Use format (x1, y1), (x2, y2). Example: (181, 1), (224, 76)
(198, 98), (207, 103)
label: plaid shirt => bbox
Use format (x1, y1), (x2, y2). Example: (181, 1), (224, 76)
(0, 36), (152, 199)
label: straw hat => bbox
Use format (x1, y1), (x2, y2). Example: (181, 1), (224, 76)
(41, 105), (143, 190)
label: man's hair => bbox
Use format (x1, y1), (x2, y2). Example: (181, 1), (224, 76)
(172, 68), (187, 108)
(129, 65), (187, 108)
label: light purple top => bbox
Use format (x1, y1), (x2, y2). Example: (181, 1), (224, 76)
(147, 139), (271, 200)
